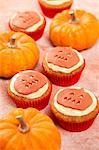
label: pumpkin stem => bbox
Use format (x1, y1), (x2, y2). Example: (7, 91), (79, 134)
(16, 115), (30, 133)
(69, 10), (79, 24)
(7, 36), (17, 48)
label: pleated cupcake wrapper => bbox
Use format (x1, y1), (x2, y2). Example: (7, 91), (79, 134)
(25, 26), (45, 41)
(39, 3), (71, 18)
(10, 85), (52, 110)
(9, 18), (46, 41)
(56, 116), (97, 132)
(24, 21), (46, 41)
(43, 67), (84, 86)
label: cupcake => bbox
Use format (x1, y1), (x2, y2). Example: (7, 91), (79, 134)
(9, 11), (46, 40)
(38, 0), (73, 18)
(51, 86), (99, 132)
(8, 70), (52, 110)
(43, 47), (85, 86)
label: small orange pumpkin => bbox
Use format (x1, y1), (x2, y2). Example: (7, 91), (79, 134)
(0, 108), (61, 150)
(0, 31), (39, 78)
(50, 10), (99, 51)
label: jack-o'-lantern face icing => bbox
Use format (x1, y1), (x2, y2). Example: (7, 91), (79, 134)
(57, 88), (93, 110)
(14, 71), (48, 95)
(11, 11), (40, 30)
(47, 47), (80, 68)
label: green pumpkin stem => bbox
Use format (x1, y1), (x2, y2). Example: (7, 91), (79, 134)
(69, 10), (79, 24)
(16, 115), (30, 133)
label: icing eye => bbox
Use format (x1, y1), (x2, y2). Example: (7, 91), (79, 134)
(34, 79), (38, 83)
(64, 58), (67, 61)
(22, 79), (26, 82)
(67, 97), (71, 100)
(25, 84), (29, 88)
(28, 82), (32, 85)
(55, 55), (58, 57)
(70, 92), (74, 95)
(72, 100), (75, 103)
(67, 53), (71, 56)
(32, 80), (36, 83)
(76, 101), (80, 104)
(64, 96), (67, 99)
(59, 51), (62, 52)
(30, 75), (34, 78)
(79, 95), (84, 98)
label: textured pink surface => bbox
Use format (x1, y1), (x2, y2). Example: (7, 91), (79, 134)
(0, 0), (99, 150)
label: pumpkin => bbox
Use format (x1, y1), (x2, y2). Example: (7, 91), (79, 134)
(50, 10), (99, 51)
(0, 31), (39, 78)
(0, 108), (61, 150)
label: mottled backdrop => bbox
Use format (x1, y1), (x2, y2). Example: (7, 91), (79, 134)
(0, 0), (99, 150)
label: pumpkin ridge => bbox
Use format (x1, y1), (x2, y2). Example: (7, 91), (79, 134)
(0, 122), (17, 130)
(30, 128), (55, 149)
(30, 121), (55, 129)
(30, 113), (53, 125)
(30, 130), (50, 149)
(19, 47), (34, 68)
(23, 108), (39, 121)
(3, 132), (19, 149)
(21, 43), (39, 62)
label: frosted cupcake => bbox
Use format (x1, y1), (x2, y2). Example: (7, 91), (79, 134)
(9, 11), (46, 40)
(38, 0), (73, 18)
(43, 47), (85, 86)
(8, 70), (52, 110)
(51, 86), (99, 131)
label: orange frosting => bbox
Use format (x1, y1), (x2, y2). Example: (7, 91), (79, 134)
(57, 88), (93, 110)
(47, 47), (80, 68)
(11, 11), (40, 30)
(14, 71), (48, 95)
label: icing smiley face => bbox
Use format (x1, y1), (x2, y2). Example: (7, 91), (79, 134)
(47, 47), (80, 68)
(57, 88), (93, 110)
(12, 11), (40, 30)
(14, 71), (48, 95)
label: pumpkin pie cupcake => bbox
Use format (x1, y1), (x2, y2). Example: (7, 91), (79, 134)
(8, 70), (52, 110)
(9, 11), (46, 40)
(38, 0), (73, 18)
(42, 47), (85, 86)
(51, 86), (99, 132)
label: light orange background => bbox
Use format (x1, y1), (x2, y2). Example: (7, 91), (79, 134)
(0, 0), (99, 150)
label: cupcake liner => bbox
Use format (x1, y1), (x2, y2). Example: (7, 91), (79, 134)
(55, 116), (97, 132)
(43, 61), (85, 86)
(51, 101), (98, 132)
(9, 18), (46, 41)
(8, 82), (52, 110)
(39, 3), (72, 18)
